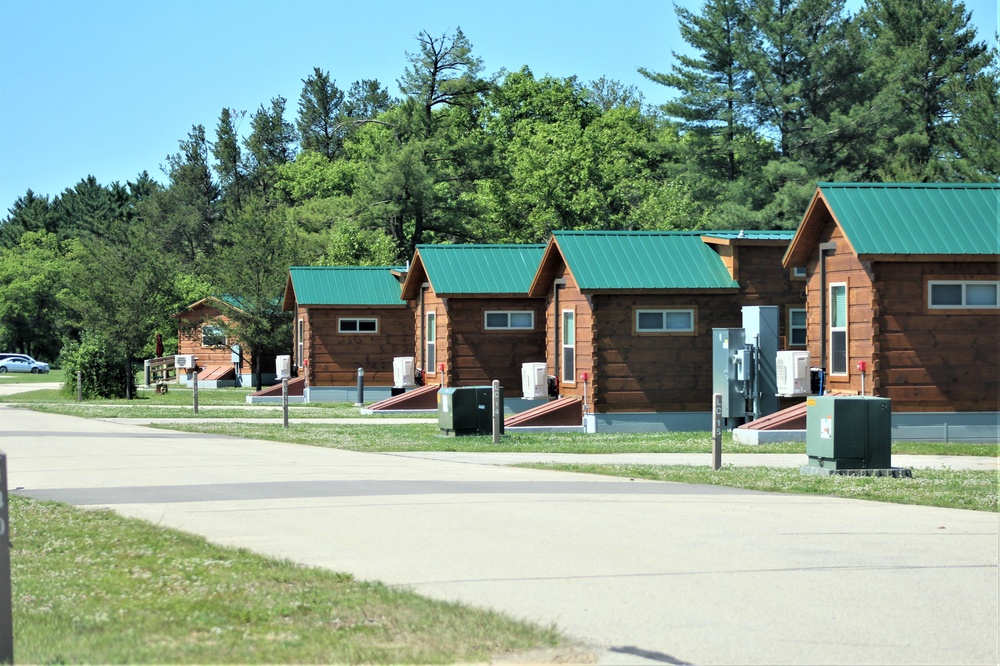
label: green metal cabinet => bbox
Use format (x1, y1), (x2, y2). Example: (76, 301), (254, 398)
(806, 396), (892, 469)
(438, 386), (503, 436)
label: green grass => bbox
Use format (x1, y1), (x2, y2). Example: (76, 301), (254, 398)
(145, 421), (998, 457)
(10, 495), (566, 664)
(522, 463), (999, 512)
(0, 368), (64, 383)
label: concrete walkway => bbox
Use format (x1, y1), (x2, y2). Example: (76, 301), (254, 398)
(1, 405), (997, 665)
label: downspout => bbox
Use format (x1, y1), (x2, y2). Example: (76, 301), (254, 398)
(419, 284), (427, 376)
(818, 242), (836, 394)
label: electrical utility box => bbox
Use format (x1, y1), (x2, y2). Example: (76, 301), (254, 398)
(713, 327), (747, 425)
(742, 306), (778, 418)
(806, 396), (892, 470)
(438, 386), (503, 436)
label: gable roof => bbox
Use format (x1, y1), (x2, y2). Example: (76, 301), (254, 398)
(528, 231), (741, 296)
(784, 182), (1000, 265)
(283, 266), (406, 311)
(400, 244), (546, 299)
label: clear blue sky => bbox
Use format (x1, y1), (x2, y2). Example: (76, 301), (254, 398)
(1, 0), (997, 215)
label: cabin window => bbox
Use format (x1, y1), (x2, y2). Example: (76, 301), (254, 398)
(297, 319), (304, 367)
(635, 309), (694, 334)
(561, 310), (575, 384)
(829, 283), (847, 375)
(791, 266), (807, 280)
(928, 281), (1000, 309)
(202, 325), (226, 347)
(484, 311), (534, 330)
(788, 308), (807, 346)
(338, 318), (378, 334)
(425, 312), (437, 372)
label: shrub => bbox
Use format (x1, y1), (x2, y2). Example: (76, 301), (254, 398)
(59, 337), (131, 399)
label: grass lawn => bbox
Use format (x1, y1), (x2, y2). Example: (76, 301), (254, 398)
(9, 495), (566, 664)
(521, 463), (999, 512)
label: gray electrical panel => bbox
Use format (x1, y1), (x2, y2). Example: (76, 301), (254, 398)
(743, 306), (779, 420)
(713, 327), (747, 424)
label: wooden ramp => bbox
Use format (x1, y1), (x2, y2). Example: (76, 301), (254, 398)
(250, 377), (305, 397)
(199, 365), (236, 382)
(504, 397), (582, 428)
(738, 400), (808, 431)
(366, 384), (439, 411)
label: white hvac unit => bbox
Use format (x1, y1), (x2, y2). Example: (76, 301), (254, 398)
(174, 354), (195, 370)
(776, 350), (811, 397)
(521, 362), (548, 399)
(393, 357), (416, 388)
(276, 355), (291, 380)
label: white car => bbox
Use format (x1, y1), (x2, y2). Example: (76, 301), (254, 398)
(0, 355), (50, 374)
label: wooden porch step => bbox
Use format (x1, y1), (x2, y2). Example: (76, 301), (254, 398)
(366, 384), (440, 411)
(504, 397), (582, 428)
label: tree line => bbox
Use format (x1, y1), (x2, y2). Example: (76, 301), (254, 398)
(0, 0), (996, 396)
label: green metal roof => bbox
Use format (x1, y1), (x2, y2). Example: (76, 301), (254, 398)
(552, 231), (739, 290)
(417, 244), (546, 294)
(287, 266), (405, 306)
(818, 182), (1000, 255)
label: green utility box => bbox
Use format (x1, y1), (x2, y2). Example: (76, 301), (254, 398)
(438, 386), (504, 436)
(806, 396), (892, 470)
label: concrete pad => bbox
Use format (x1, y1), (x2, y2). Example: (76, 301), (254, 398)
(1, 405), (996, 665)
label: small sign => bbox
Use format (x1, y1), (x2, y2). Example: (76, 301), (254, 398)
(820, 417), (832, 439)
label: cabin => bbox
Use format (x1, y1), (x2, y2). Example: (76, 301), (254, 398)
(175, 297), (252, 387)
(526, 230), (804, 431)
(399, 244), (547, 397)
(783, 182), (1000, 441)
(282, 266), (414, 402)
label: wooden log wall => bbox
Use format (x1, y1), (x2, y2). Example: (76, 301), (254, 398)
(302, 305), (414, 387)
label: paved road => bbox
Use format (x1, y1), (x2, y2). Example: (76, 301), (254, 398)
(1, 404), (997, 665)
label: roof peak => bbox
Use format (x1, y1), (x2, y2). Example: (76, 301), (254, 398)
(818, 181), (1000, 190)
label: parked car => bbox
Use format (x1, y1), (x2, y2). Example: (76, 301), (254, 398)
(0, 355), (50, 374)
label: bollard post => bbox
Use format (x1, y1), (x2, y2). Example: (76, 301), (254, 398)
(711, 393), (723, 471)
(77, 370), (82, 402)
(354, 368), (365, 406)
(282, 378), (289, 428)
(192, 366), (199, 415)
(0, 454), (14, 664)
(492, 380), (501, 444)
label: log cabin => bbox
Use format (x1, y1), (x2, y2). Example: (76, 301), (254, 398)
(783, 182), (1000, 441)
(399, 244), (547, 397)
(175, 297), (254, 387)
(282, 266), (415, 402)
(526, 230), (804, 431)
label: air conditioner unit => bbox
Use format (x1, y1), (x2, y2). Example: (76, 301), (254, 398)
(174, 354), (195, 370)
(276, 355), (291, 380)
(776, 350), (811, 397)
(393, 357), (416, 388)
(521, 362), (548, 399)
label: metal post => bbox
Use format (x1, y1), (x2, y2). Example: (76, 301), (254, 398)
(712, 393), (723, 471)
(0, 454), (14, 664)
(492, 380), (501, 444)
(77, 370), (82, 402)
(192, 366), (199, 415)
(354, 368), (365, 406)
(282, 378), (289, 428)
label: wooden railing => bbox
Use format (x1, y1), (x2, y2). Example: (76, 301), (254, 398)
(145, 356), (178, 386)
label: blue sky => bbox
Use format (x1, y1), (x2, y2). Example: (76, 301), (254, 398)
(1, 0), (997, 215)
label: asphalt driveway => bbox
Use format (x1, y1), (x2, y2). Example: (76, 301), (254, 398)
(2, 404), (997, 665)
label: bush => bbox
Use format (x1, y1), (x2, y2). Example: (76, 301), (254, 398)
(59, 338), (131, 399)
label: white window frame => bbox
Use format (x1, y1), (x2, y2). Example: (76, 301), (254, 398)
(788, 308), (807, 347)
(338, 318), (378, 334)
(425, 312), (437, 373)
(297, 318), (304, 367)
(561, 309), (575, 385)
(201, 324), (227, 347)
(829, 283), (848, 376)
(791, 266), (807, 279)
(484, 310), (534, 330)
(635, 309), (695, 334)
(928, 280), (1000, 309)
